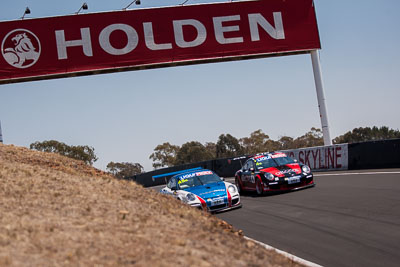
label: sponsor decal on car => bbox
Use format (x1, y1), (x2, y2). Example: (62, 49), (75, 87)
(254, 155), (268, 160)
(179, 173), (196, 179)
(274, 168), (299, 176)
(271, 153), (287, 158)
(208, 197), (225, 206)
(178, 179), (188, 184)
(199, 189), (226, 195)
(196, 171), (213, 176)
(255, 156), (271, 162)
(288, 177), (300, 184)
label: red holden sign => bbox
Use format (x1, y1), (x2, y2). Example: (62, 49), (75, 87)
(0, 0), (320, 84)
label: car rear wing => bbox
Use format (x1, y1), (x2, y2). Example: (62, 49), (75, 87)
(152, 167), (204, 183)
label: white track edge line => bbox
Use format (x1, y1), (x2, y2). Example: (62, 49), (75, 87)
(244, 236), (323, 267)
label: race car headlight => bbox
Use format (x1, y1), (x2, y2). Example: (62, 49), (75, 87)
(228, 185), (237, 194)
(302, 165), (311, 173)
(186, 193), (196, 202)
(265, 173), (274, 181)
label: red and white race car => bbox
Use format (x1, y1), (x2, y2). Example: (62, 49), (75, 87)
(235, 152), (315, 195)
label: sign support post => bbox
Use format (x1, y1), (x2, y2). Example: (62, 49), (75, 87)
(310, 49), (332, 146)
(0, 120), (3, 143)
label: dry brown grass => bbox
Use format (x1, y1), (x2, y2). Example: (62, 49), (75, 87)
(0, 144), (304, 266)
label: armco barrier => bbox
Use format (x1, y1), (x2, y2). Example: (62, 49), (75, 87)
(128, 139), (400, 187)
(348, 138), (400, 170)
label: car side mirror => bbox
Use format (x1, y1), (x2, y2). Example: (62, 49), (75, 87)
(294, 159), (298, 163)
(250, 167), (255, 173)
(221, 177), (225, 181)
(171, 186), (177, 191)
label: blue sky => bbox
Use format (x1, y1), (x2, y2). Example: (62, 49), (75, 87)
(1, 0), (399, 171)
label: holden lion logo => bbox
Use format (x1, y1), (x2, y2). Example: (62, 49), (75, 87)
(1, 29), (41, 69)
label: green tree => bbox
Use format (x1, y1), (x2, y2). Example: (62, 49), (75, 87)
(333, 126), (400, 144)
(239, 129), (279, 154)
(30, 140), (98, 165)
(204, 142), (217, 158)
(175, 141), (214, 165)
(278, 136), (295, 150)
(290, 127), (324, 148)
(216, 134), (243, 158)
(149, 142), (180, 169)
(106, 162), (144, 179)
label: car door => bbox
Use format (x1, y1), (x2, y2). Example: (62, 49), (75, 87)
(241, 160), (251, 188)
(247, 160), (257, 189)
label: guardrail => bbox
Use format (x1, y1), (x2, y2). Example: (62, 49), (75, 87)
(348, 139), (400, 170)
(127, 138), (400, 187)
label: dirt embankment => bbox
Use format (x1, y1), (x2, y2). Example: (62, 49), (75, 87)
(0, 144), (303, 266)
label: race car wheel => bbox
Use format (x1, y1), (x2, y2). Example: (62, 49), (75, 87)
(235, 177), (242, 194)
(256, 179), (264, 196)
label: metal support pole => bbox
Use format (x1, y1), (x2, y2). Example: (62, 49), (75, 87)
(0, 120), (3, 143)
(310, 49), (332, 146)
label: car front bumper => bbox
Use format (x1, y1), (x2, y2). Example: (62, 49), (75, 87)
(264, 175), (315, 192)
(190, 195), (242, 213)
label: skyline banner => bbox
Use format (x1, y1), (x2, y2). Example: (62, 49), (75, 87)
(282, 144), (349, 171)
(0, 0), (321, 84)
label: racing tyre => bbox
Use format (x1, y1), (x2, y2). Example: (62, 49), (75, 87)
(256, 179), (264, 196)
(235, 177), (243, 195)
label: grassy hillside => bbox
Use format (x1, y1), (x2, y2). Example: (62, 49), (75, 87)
(0, 144), (303, 266)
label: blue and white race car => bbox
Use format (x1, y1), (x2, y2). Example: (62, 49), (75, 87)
(160, 169), (241, 213)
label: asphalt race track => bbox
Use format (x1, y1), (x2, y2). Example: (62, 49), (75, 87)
(217, 169), (400, 267)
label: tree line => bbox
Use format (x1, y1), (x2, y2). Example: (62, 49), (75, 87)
(29, 126), (400, 178)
